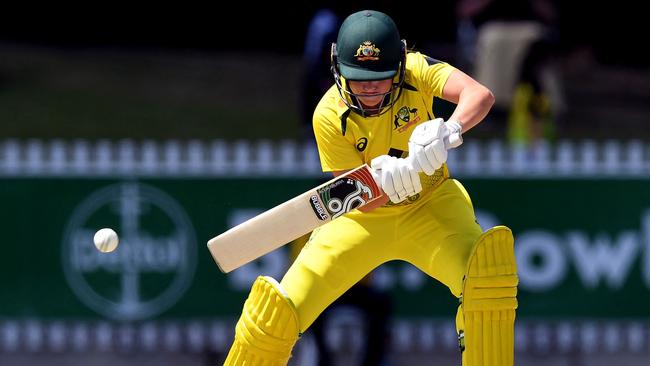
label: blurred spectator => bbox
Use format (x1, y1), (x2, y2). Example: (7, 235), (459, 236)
(456, 0), (564, 145)
(507, 37), (560, 146)
(300, 8), (341, 141)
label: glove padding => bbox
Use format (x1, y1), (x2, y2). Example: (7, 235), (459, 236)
(408, 118), (463, 175)
(370, 155), (422, 204)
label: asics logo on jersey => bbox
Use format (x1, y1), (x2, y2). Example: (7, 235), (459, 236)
(354, 42), (380, 61)
(393, 106), (420, 132)
(356, 137), (368, 152)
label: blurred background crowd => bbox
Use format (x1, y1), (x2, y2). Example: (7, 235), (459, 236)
(0, 0), (647, 143)
(1, 1), (649, 366)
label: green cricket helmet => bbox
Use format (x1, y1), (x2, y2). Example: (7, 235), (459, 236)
(331, 10), (406, 116)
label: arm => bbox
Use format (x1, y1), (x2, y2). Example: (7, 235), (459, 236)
(407, 69), (493, 175)
(332, 169), (390, 212)
(442, 69), (495, 133)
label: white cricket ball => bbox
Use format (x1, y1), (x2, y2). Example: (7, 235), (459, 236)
(94, 228), (119, 253)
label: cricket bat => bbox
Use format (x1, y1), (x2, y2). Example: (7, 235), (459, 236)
(207, 164), (382, 273)
(207, 131), (461, 273)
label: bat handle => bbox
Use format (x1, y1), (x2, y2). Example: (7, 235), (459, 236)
(370, 166), (382, 186)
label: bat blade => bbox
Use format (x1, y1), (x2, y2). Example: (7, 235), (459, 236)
(207, 164), (381, 273)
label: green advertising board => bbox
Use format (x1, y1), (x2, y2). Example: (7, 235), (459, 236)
(2, 176), (649, 321)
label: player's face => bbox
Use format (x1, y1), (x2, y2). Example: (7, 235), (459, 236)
(348, 79), (393, 108)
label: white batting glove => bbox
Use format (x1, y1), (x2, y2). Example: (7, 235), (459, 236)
(408, 118), (463, 175)
(370, 155), (422, 204)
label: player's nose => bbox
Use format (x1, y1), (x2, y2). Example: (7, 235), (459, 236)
(362, 82), (379, 92)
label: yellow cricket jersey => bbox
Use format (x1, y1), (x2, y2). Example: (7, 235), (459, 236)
(313, 52), (456, 206)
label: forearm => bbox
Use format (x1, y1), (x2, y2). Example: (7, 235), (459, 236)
(448, 85), (495, 133)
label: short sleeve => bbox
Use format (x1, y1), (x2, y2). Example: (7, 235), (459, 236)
(312, 113), (363, 172)
(408, 53), (456, 99)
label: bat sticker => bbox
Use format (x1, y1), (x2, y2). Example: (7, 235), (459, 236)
(309, 194), (330, 220)
(314, 168), (381, 219)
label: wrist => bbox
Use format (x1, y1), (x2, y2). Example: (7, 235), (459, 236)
(444, 120), (463, 148)
(445, 119), (462, 135)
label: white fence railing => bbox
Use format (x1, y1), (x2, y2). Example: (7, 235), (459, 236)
(1, 139), (649, 178)
(1, 319), (648, 355)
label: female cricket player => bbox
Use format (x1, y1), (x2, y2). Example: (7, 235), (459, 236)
(224, 10), (518, 366)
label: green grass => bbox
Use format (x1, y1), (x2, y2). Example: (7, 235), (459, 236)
(0, 45), (304, 140)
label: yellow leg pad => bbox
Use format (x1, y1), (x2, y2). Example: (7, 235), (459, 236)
(458, 226), (518, 366)
(224, 276), (300, 366)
